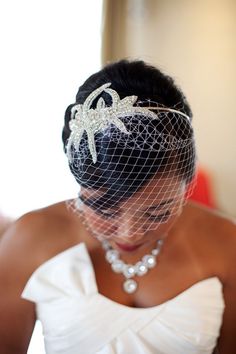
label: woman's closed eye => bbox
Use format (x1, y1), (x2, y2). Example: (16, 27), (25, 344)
(97, 209), (118, 219)
(97, 209), (171, 223)
(146, 210), (171, 223)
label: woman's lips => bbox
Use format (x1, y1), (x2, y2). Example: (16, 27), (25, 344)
(115, 242), (144, 252)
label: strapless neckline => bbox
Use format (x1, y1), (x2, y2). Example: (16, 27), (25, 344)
(23, 242), (223, 311)
(21, 241), (225, 354)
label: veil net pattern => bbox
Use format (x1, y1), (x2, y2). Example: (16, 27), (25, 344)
(65, 86), (196, 241)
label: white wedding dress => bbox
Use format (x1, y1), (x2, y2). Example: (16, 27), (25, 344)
(22, 243), (225, 354)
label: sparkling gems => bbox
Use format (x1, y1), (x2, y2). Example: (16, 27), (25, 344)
(123, 265), (136, 278)
(135, 261), (148, 276)
(102, 238), (164, 294)
(105, 249), (119, 263)
(111, 259), (125, 273)
(123, 279), (138, 294)
(142, 255), (156, 268)
(152, 248), (160, 256)
(66, 82), (158, 164)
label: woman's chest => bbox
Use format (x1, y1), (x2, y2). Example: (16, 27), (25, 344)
(90, 239), (213, 308)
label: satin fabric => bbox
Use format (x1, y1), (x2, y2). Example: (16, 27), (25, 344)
(22, 243), (225, 354)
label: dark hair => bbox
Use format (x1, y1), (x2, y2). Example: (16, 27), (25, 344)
(62, 60), (196, 209)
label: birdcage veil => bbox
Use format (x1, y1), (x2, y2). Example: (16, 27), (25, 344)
(64, 81), (196, 241)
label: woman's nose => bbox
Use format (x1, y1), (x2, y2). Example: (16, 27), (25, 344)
(114, 214), (146, 242)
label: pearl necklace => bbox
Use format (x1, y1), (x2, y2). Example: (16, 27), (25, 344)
(102, 239), (164, 294)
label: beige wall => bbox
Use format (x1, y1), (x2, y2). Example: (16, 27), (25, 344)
(102, 0), (236, 216)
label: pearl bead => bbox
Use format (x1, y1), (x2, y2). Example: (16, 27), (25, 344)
(123, 279), (138, 294)
(111, 260), (125, 273)
(102, 238), (164, 294)
(142, 255), (156, 268)
(123, 265), (136, 278)
(106, 249), (119, 263)
(136, 261), (148, 276)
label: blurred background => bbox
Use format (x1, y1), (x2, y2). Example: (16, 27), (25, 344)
(0, 0), (235, 352)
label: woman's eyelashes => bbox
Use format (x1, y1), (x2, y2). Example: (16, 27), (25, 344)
(97, 210), (117, 219)
(96, 209), (171, 223)
(146, 210), (171, 222)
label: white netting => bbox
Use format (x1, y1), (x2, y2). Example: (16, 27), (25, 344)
(65, 84), (196, 241)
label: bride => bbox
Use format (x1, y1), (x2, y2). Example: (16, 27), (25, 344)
(0, 59), (235, 354)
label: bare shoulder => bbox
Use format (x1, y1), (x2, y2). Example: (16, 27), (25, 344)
(0, 201), (81, 352)
(0, 199), (81, 281)
(183, 201), (236, 254)
(179, 201), (236, 282)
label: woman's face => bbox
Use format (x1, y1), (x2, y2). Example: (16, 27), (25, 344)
(79, 175), (187, 250)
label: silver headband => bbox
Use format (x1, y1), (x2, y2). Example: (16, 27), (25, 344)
(66, 83), (190, 164)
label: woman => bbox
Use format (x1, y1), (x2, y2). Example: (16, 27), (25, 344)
(0, 60), (235, 354)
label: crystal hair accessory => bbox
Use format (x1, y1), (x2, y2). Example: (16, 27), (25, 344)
(102, 238), (164, 294)
(66, 83), (190, 164)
